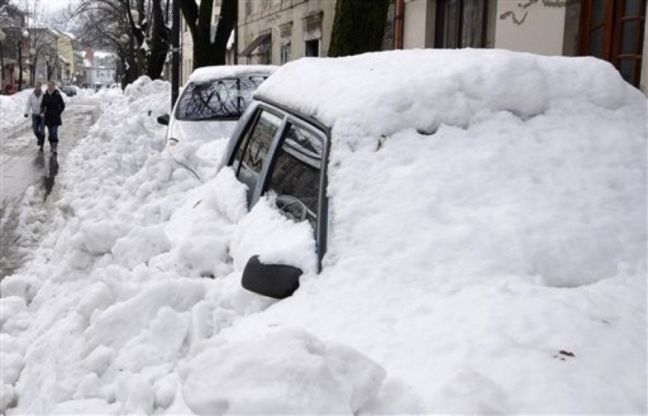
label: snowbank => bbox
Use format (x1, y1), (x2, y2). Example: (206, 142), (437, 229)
(0, 76), (383, 414)
(0, 89), (32, 131)
(1, 49), (646, 415)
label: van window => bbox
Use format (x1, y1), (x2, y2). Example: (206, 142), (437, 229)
(235, 110), (283, 197)
(267, 123), (323, 226)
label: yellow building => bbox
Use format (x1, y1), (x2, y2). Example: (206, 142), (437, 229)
(56, 31), (75, 85)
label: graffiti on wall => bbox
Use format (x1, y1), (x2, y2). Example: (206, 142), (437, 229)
(500, 0), (568, 25)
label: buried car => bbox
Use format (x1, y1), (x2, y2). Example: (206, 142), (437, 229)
(158, 65), (276, 172)
(213, 49), (646, 413)
(220, 49), (646, 299)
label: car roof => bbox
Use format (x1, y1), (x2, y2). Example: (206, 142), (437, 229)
(253, 49), (639, 136)
(188, 65), (278, 84)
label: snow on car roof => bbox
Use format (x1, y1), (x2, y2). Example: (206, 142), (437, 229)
(255, 49), (640, 135)
(188, 65), (278, 84)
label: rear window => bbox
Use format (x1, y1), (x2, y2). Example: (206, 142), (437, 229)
(175, 74), (269, 121)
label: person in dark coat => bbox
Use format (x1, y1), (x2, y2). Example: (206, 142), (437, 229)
(40, 80), (65, 154)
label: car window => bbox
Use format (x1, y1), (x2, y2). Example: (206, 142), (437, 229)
(175, 75), (268, 121)
(267, 123), (323, 227)
(235, 110), (283, 198)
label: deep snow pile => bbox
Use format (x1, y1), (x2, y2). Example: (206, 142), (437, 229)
(0, 49), (646, 415)
(0, 89), (31, 131)
(0, 76), (385, 414)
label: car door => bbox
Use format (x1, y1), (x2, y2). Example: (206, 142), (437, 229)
(227, 102), (329, 266)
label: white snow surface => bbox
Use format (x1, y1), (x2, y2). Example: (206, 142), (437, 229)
(1, 49), (646, 415)
(0, 89), (32, 131)
(187, 65), (277, 84)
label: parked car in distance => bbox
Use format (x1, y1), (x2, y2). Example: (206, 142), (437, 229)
(61, 86), (77, 97)
(157, 65), (277, 155)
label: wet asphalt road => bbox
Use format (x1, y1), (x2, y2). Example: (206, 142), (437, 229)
(0, 99), (98, 279)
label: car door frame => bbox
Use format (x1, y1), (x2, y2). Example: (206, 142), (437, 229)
(224, 99), (331, 269)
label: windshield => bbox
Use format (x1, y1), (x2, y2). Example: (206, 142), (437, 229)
(175, 74), (269, 121)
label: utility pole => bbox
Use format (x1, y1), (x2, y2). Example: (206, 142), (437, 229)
(171, 0), (180, 108)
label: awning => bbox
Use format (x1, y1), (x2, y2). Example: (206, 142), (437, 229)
(239, 33), (271, 57)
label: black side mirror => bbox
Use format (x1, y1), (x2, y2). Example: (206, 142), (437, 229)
(157, 114), (170, 125)
(241, 255), (302, 299)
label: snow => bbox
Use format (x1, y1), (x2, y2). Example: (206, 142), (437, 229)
(94, 51), (114, 59)
(256, 49), (640, 136)
(0, 49), (646, 415)
(0, 89), (32, 131)
(187, 65), (277, 84)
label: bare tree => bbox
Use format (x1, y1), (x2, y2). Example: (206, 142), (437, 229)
(70, 0), (171, 86)
(179, 0), (236, 69)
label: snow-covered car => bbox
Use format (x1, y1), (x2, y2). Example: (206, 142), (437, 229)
(157, 65), (277, 168)
(221, 50), (646, 302)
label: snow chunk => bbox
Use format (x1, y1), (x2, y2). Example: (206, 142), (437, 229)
(84, 280), (205, 351)
(181, 329), (386, 414)
(111, 225), (171, 269)
(231, 195), (317, 274)
(76, 220), (130, 255)
(0, 383), (16, 412)
(0, 352), (23, 384)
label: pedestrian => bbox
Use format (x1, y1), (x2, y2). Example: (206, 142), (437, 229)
(40, 80), (65, 154)
(24, 81), (45, 151)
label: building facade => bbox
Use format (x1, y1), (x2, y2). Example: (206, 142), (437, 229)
(181, 13), (195, 85)
(30, 27), (61, 83)
(237, 0), (336, 65)
(82, 49), (117, 88)
(56, 31), (75, 85)
(0, 3), (29, 91)
(178, 0), (646, 94)
(399, 0), (647, 93)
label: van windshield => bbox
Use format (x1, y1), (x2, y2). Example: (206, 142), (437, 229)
(175, 74), (268, 121)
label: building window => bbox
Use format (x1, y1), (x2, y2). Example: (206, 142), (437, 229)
(281, 42), (291, 64)
(305, 39), (319, 57)
(435, 0), (489, 48)
(280, 22), (293, 64)
(258, 35), (272, 64)
(580, 0), (645, 87)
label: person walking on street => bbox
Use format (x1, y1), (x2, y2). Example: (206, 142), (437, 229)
(24, 81), (45, 151)
(40, 80), (65, 154)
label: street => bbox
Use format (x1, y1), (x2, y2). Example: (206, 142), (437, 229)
(0, 98), (98, 278)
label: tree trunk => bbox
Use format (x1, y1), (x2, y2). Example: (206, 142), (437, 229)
(18, 40), (23, 90)
(210, 0), (236, 66)
(0, 41), (5, 89)
(146, 0), (170, 79)
(31, 56), (37, 86)
(180, 0), (236, 70)
(329, 0), (390, 57)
